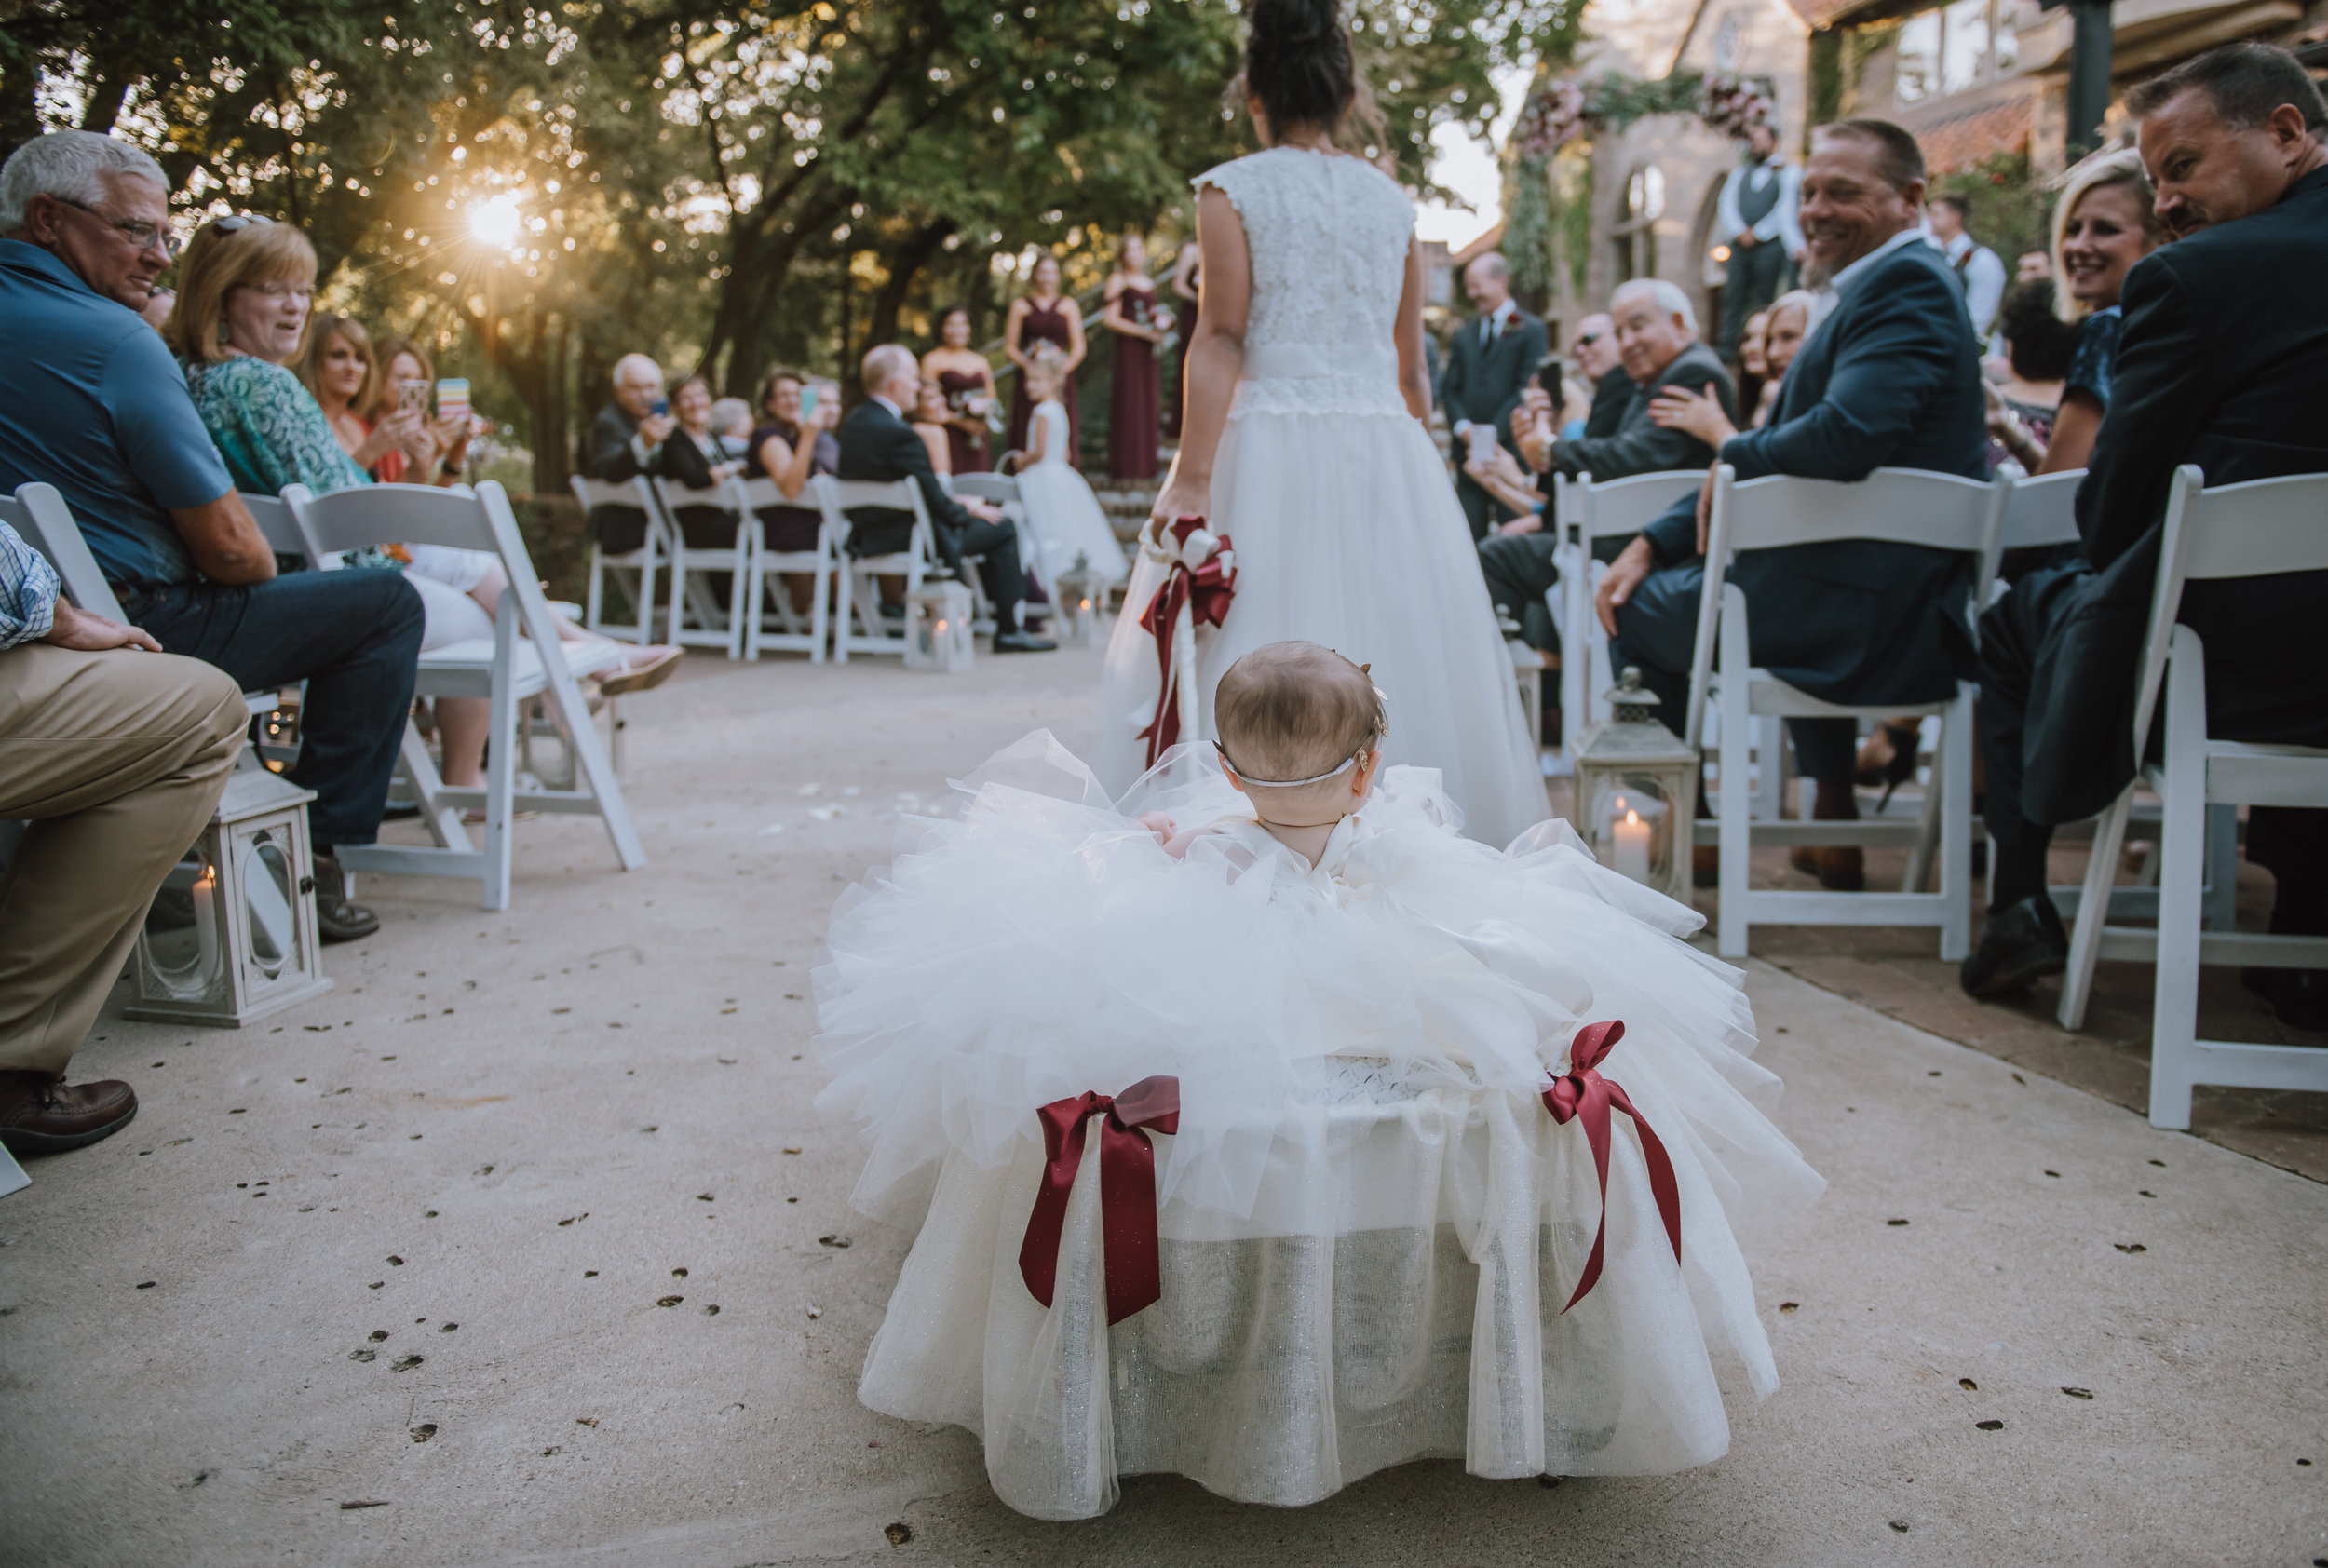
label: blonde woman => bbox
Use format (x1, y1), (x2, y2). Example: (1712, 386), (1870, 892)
(2037, 148), (2165, 473)
(295, 313), (430, 480)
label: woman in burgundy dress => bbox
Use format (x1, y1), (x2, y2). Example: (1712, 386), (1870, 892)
(1004, 253), (1084, 466)
(1166, 237), (1201, 439)
(1102, 233), (1170, 481)
(920, 306), (997, 476)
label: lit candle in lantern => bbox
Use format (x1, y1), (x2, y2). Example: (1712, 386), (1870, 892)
(192, 864), (220, 977)
(1612, 808), (1652, 884)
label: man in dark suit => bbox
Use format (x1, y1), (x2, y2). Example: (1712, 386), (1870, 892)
(1439, 252), (1550, 540)
(1597, 118), (1987, 891)
(586, 353), (675, 554)
(1481, 279), (1738, 653)
(1964, 43), (2328, 1019)
(838, 345), (1054, 653)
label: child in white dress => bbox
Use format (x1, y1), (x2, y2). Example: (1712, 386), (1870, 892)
(1014, 350), (1130, 585)
(814, 642), (1821, 1520)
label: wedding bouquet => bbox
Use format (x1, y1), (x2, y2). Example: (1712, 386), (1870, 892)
(1512, 78), (1588, 163)
(1696, 73), (1775, 142)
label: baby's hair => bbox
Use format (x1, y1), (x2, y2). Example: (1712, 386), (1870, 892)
(1213, 642), (1386, 786)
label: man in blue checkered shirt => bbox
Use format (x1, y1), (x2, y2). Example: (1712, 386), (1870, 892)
(0, 508), (244, 1155)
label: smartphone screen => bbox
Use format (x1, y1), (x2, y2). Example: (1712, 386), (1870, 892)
(434, 378), (470, 426)
(1465, 423), (1498, 465)
(648, 398), (670, 418)
(798, 385), (819, 417)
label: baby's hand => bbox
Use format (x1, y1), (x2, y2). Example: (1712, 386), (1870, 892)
(1159, 826), (1219, 860)
(1135, 810), (1176, 846)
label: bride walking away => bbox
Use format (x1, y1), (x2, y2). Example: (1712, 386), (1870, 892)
(1094, 0), (1546, 846)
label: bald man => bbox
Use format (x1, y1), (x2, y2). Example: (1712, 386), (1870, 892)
(1440, 252), (1549, 540)
(587, 353), (678, 553)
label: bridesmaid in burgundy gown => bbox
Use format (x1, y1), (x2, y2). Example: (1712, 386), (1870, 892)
(1102, 234), (1168, 481)
(1005, 253), (1084, 466)
(920, 306), (997, 476)
(1166, 237), (1201, 439)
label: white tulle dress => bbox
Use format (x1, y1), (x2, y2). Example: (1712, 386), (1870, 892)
(1096, 147), (1547, 847)
(1016, 399), (1130, 585)
(814, 733), (1823, 1520)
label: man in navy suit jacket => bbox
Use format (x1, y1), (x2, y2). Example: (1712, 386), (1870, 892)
(1964, 44), (2328, 1013)
(1594, 118), (1986, 889)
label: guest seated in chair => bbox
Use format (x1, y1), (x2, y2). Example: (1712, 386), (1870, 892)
(0, 130), (424, 942)
(1594, 117), (1989, 892)
(0, 517), (245, 1156)
(836, 345), (1055, 654)
(1964, 43), (2328, 1022)
(585, 353), (676, 555)
(1479, 278), (1738, 654)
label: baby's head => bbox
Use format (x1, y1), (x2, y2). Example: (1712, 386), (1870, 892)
(1213, 642), (1387, 827)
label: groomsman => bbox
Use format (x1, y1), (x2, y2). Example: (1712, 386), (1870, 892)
(1963, 43), (2328, 1019)
(1440, 252), (1548, 541)
(1597, 118), (1987, 892)
(1715, 121), (1804, 362)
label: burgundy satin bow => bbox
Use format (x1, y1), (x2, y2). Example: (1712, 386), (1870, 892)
(1019, 1075), (1182, 1325)
(1136, 518), (1237, 767)
(1541, 1021), (1682, 1312)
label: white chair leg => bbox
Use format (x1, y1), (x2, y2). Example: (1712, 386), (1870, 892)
(809, 550), (830, 666)
(2057, 789), (2132, 1032)
(1936, 684), (1973, 963)
(639, 545), (660, 647)
(481, 669), (519, 916)
(585, 548), (605, 636)
(1716, 588), (1752, 958)
(2201, 803), (2238, 932)
(1753, 715), (1782, 823)
(2147, 650), (2210, 1130)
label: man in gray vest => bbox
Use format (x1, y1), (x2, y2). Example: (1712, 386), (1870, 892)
(1715, 122), (1804, 362)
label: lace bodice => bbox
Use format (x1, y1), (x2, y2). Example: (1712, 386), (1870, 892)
(1193, 148), (1414, 418)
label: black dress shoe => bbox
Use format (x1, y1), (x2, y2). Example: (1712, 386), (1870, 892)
(991, 631), (1058, 653)
(311, 856), (381, 942)
(2245, 967), (2328, 1033)
(1960, 894), (2067, 999)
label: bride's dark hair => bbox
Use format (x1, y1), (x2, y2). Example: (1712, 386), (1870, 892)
(1240, 0), (1367, 139)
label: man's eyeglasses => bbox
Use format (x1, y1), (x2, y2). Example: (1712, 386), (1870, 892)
(50, 196), (175, 258)
(1574, 332), (1605, 347)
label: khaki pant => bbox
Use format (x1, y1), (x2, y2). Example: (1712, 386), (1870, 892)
(0, 645), (244, 1074)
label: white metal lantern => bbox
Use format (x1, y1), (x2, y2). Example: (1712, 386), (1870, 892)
(903, 576), (976, 672)
(1052, 551), (1105, 647)
(127, 770), (334, 1028)
(1573, 667), (1699, 903)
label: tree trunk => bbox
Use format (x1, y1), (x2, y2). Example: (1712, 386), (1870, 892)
(863, 219), (954, 352)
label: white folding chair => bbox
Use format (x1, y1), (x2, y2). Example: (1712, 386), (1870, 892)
(5, 483), (290, 759)
(1688, 465), (2010, 960)
(238, 492), (310, 559)
(819, 477), (939, 661)
(651, 477), (751, 660)
(572, 475), (668, 646)
(735, 476), (836, 663)
(2051, 466), (2328, 1125)
(284, 481), (644, 911)
(1553, 469), (1707, 756)
(951, 472), (1042, 624)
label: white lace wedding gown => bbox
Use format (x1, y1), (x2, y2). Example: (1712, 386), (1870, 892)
(1096, 147), (1546, 846)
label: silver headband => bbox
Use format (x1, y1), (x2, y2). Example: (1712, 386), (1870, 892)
(1213, 741), (1360, 789)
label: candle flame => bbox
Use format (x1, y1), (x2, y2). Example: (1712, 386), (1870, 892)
(1625, 809), (1641, 825)
(1615, 794), (1627, 811)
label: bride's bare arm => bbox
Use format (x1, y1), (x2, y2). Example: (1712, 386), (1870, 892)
(1394, 235), (1430, 422)
(1152, 185), (1249, 525)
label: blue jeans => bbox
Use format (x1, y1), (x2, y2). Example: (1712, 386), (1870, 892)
(119, 569), (424, 848)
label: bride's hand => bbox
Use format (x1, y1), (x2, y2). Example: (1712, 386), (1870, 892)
(1151, 475), (1209, 530)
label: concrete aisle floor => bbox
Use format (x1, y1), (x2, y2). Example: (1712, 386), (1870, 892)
(3, 643), (2324, 1568)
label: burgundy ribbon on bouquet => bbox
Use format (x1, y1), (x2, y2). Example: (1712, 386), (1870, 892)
(1135, 517), (1237, 767)
(1542, 1021), (1683, 1313)
(1019, 1075), (1182, 1325)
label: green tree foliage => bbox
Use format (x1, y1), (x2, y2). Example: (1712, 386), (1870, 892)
(5, 0), (1559, 487)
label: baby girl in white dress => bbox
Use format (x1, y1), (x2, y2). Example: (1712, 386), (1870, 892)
(813, 642), (1821, 1520)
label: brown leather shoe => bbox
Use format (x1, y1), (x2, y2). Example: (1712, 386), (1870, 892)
(0, 1070), (138, 1155)
(1788, 782), (1866, 891)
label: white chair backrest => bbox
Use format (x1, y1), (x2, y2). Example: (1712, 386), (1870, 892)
(1575, 469), (1705, 542)
(950, 474), (1021, 507)
(819, 476), (931, 556)
(4, 482), (128, 621)
(1996, 468), (2085, 553)
(735, 476), (805, 513)
(2133, 465), (2328, 750)
(238, 492), (308, 558)
(1712, 466), (2008, 560)
(652, 475), (746, 521)
(570, 474), (658, 513)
